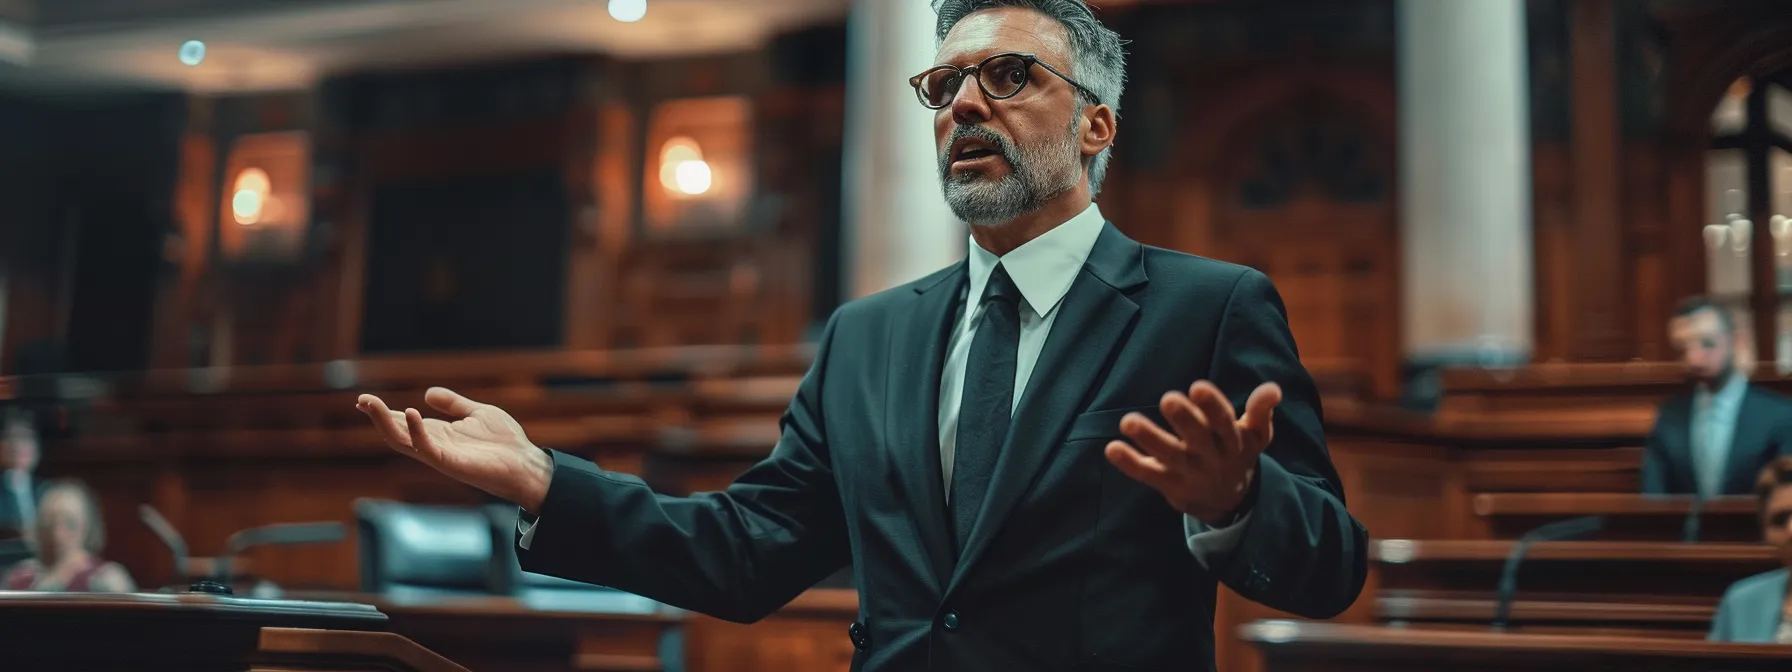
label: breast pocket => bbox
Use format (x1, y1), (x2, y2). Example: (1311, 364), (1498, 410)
(1066, 405), (1166, 443)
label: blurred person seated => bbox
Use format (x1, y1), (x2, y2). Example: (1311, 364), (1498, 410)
(1710, 457), (1792, 642)
(0, 409), (41, 538)
(2, 480), (134, 592)
(1642, 297), (1792, 496)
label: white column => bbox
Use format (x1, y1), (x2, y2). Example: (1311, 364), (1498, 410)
(1398, 0), (1533, 366)
(841, 0), (964, 299)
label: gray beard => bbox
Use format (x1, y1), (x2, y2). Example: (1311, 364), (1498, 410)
(940, 120), (1081, 228)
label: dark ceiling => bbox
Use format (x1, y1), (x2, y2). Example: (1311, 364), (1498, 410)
(6, 0), (367, 27)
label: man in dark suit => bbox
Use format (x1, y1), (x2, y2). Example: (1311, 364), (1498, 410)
(357, 2), (1367, 670)
(1642, 297), (1792, 496)
(0, 410), (41, 539)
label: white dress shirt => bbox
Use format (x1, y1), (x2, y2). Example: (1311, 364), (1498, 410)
(939, 203), (1248, 567)
(527, 202), (1252, 564)
(1692, 372), (1749, 498)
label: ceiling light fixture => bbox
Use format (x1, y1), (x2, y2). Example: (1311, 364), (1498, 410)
(608, 0), (647, 23)
(178, 40), (206, 66)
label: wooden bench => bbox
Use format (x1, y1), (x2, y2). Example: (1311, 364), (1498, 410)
(1362, 539), (1776, 639)
(1469, 493), (1758, 541)
(1377, 588), (1714, 637)
(1372, 539), (1778, 597)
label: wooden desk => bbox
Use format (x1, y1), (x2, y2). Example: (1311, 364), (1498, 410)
(1469, 493), (1759, 541)
(1242, 620), (1792, 671)
(294, 588), (860, 672)
(0, 591), (467, 672)
(292, 591), (681, 672)
(684, 588), (858, 672)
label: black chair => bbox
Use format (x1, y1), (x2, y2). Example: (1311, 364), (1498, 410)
(481, 504), (684, 672)
(354, 499), (501, 600)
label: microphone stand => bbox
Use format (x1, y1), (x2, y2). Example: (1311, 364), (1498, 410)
(1491, 515), (1605, 631)
(213, 522), (347, 587)
(1682, 493), (1705, 543)
(138, 506), (344, 596)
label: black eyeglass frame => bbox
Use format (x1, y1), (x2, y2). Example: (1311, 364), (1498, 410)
(907, 52), (1100, 110)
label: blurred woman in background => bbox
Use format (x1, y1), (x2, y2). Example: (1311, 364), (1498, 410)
(1710, 456), (1792, 642)
(2, 479), (134, 592)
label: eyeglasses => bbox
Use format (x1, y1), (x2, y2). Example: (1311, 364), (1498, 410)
(908, 52), (1099, 110)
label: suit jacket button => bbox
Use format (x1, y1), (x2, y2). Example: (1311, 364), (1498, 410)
(1248, 569), (1271, 591)
(941, 610), (961, 631)
(848, 621), (869, 650)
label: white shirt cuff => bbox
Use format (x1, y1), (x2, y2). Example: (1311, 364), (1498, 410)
(517, 511), (539, 550)
(1184, 510), (1251, 569)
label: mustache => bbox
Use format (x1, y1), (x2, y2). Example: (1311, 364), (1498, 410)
(940, 125), (1021, 173)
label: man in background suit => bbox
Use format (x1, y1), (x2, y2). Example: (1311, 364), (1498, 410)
(0, 410), (40, 538)
(1642, 297), (1792, 496)
(356, 2), (1367, 670)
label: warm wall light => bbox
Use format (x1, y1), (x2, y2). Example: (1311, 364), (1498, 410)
(232, 167), (271, 225)
(674, 160), (712, 195)
(217, 130), (310, 264)
(641, 96), (751, 232)
(659, 136), (712, 196)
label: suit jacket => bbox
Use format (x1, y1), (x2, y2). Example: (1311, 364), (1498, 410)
(1640, 386), (1792, 496)
(517, 223), (1369, 672)
(0, 473), (38, 537)
(1709, 568), (1788, 643)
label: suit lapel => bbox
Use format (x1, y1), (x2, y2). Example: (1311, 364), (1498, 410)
(886, 262), (965, 591)
(947, 224), (1147, 593)
(1667, 397), (1696, 493)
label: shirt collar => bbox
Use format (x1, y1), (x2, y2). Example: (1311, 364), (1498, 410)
(965, 203), (1107, 319)
(1698, 371), (1748, 406)
(1717, 371), (1748, 404)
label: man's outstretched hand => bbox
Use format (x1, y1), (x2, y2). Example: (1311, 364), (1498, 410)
(357, 387), (553, 512)
(1104, 380), (1282, 526)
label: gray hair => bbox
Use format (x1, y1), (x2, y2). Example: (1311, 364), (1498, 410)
(933, 0), (1128, 197)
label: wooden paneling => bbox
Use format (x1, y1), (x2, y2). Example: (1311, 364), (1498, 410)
(1148, 61), (1400, 399)
(1565, 0), (1631, 360)
(1538, 1), (1792, 364)
(139, 43), (841, 370)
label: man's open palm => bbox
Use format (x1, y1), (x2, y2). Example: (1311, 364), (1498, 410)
(357, 387), (551, 511)
(1103, 380), (1281, 525)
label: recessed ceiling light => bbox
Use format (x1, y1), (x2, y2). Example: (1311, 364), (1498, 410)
(609, 0), (647, 23)
(178, 40), (206, 66)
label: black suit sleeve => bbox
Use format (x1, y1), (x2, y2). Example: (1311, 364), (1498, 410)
(1204, 269), (1367, 619)
(1639, 413), (1671, 495)
(515, 315), (851, 623)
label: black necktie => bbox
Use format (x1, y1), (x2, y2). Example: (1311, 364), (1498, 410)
(951, 263), (1021, 553)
